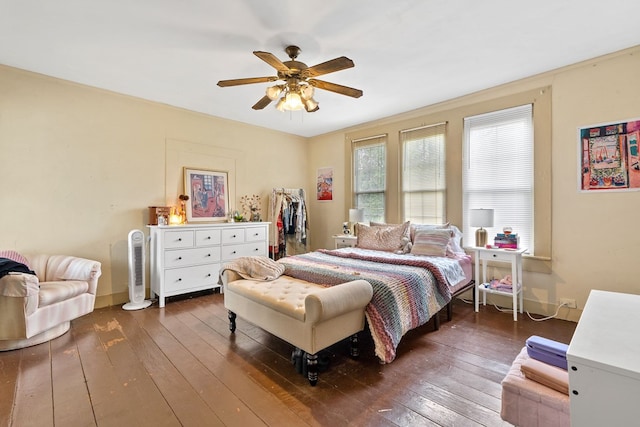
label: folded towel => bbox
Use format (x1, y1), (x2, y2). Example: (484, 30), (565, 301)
(220, 256), (285, 281)
(520, 357), (569, 395)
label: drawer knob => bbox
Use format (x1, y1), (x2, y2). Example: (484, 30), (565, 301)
(206, 253), (211, 257)
(206, 236), (211, 240)
(231, 250), (236, 254)
(206, 273), (211, 277)
(178, 256), (182, 260)
(492, 254), (497, 258)
(177, 278), (182, 281)
(254, 233), (259, 236)
(178, 238), (182, 241)
(232, 234), (236, 238)
(254, 248), (259, 251)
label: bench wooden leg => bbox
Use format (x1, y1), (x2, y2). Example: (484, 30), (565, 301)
(433, 311), (440, 330)
(349, 333), (360, 358)
(228, 310), (236, 332)
(306, 352), (318, 386)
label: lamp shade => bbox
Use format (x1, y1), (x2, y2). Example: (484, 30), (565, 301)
(469, 209), (494, 228)
(349, 208), (364, 223)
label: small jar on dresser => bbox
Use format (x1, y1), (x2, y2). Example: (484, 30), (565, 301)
(148, 222), (269, 307)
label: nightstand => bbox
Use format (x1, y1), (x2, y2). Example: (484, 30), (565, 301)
(332, 234), (357, 249)
(472, 247), (526, 321)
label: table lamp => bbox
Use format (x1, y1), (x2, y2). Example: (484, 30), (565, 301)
(470, 208), (494, 247)
(349, 208), (365, 236)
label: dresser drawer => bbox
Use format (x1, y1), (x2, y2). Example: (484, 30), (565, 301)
(245, 227), (267, 242)
(221, 228), (245, 244)
(164, 264), (220, 293)
(164, 247), (221, 268)
(221, 242), (266, 260)
(195, 229), (221, 246)
(163, 230), (194, 249)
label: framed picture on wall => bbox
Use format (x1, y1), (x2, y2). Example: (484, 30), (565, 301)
(183, 168), (229, 222)
(579, 118), (640, 192)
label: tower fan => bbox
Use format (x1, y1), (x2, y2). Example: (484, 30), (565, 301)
(123, 229), (152, 310)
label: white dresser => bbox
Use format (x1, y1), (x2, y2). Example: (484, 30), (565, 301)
(148, 222), (269, 307)
(567, 289), (640, 425)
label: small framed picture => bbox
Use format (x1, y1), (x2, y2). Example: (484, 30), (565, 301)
(183, 168), (229, 222)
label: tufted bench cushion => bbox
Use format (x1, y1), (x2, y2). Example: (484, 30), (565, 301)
(226, 276), (324, 321)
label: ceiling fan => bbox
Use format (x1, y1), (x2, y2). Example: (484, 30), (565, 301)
(217, 45), (363, 113)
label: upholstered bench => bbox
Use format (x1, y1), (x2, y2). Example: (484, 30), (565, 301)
(501, 347), (570, 426)
(221, 270), (373, 386)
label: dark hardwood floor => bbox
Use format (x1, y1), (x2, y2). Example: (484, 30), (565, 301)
(0, 292), (576, 426)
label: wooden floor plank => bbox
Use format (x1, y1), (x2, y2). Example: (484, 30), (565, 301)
(0, 345), (21, 426)
(0, 294), (576, 426)
(12, 342), (54, 426)
(50, 329), (96, 426)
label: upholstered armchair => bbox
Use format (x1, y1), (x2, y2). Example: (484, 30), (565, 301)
(0, 254), (101, 351)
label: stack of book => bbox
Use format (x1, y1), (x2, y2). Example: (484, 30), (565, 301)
(494, 233), (518, 249)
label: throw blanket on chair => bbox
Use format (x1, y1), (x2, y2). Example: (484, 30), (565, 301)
(278, 248), (456, 363)
(220, 256), (285, 281)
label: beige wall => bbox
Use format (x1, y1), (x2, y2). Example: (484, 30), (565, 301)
(3, 45), (639, 319)
(308, 45), (640, 321)
(0, 66), (307, 307)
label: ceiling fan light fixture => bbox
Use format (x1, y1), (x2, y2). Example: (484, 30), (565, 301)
(278, 91), (304, 111)
(304, 98), (319, 112)
(300, 84), (314, 100)
(265, 85), (282, 101)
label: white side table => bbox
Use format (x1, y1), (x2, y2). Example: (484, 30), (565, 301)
(332, 234), (358, 249)
(473, 247), (526, 321)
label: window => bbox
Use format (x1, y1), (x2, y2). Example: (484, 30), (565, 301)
(353, 135), (386, 223)
(463, 104), (534, 253)
(401, 123), (446, 224)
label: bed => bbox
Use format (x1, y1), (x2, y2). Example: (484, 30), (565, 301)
(276, 222), (474, 364)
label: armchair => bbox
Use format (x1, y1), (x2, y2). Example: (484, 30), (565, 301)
(0, 254), (101, 351)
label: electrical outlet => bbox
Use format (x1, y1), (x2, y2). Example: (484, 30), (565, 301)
(559, 298), (577, 309)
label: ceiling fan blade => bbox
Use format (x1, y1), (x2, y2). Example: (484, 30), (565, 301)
(217, 76), (277, 87)
(309, 79), (363, 98)
(253, 51), (290, 73)
(252, 95), (273, 110)
(304, 56), (354, 78)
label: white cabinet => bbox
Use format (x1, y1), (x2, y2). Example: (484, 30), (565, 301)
(567, 290), (640, 425)
(473, 247), (526, 321)
(149, 222), (269, 307)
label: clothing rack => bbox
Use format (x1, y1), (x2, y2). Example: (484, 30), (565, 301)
(268, 188), (308, 259)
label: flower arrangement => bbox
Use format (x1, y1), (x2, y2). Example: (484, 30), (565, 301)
(240, 194), (262, 221)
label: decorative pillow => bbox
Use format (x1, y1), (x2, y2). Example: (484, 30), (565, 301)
(410, 223), (465, 255)
(370, 221), (412, 253)
(356, 221), (410, 253)
(0, 250), (30, 268)
(410, 229), (452, 257)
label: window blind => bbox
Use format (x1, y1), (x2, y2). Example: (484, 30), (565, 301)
(353, 134), (387, 223)
(401, 122), (446, 224)
(463, 104), (534, 253)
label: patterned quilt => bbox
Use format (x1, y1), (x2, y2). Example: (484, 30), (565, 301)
(278, 248), (466, 363)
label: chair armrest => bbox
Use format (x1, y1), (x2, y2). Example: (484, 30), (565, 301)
(305, 279), (373, 323)
(46, 255), (102, 295)
(0, 273), (39, 316)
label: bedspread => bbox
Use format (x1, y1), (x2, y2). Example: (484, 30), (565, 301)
(278, 248), (462, 363)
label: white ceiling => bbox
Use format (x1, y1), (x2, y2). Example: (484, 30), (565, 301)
(2, 1), (639, 138)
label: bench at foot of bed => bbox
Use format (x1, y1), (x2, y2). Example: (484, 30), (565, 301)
(221, 271), (373, 386)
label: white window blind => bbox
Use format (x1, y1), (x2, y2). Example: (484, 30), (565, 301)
(401, 122), (446, 224)
(463, 104), (534, 253)
(353, 135), (387, 223)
